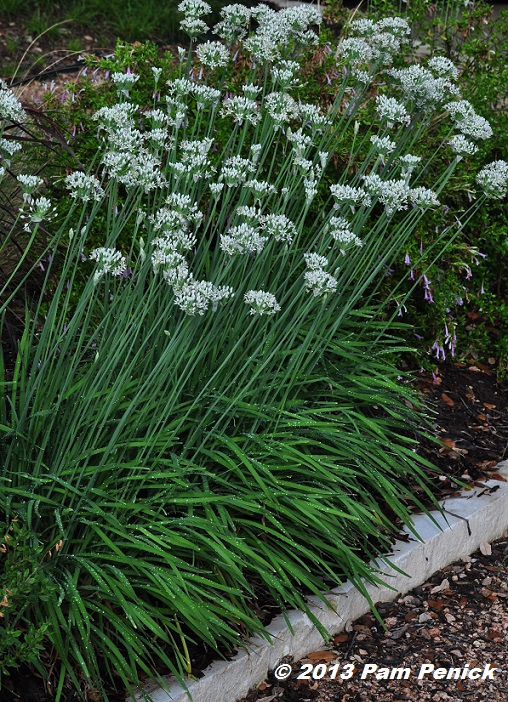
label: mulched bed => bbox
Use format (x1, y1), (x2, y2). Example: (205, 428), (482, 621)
(413, 360), (508, 490)
(238, 534), (508, 702)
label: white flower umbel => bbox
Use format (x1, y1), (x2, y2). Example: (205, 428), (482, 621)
(408, 187), (440, 210)
(221, 95), (260, 125)
(304, 252), (329, 270)
(220, 223), (268, 255)
(145, 109), (169, 129)
(298, 102), (329, 131)
(304, 268), (338, 297)
(27, 196), (55, 223)
(173, 277), (234, 315)
(165, 96), (188, 128)
(244, 179), (277, 201)
(180, 16), (209, 38)
(327, 216), (363, 253)
(261, 214), (297, 244)
(196, 41), (230, 68)
(363, 175), (410, 217)
(370, 134), (396, 157)
(398, 154), (421, 178)
(271, 60), (301, 89)
(214, 4), (251, 43)
(427, 56), (459, 80)
(444, 100), (492, 141)
(448, 134), (478, 158)
(65, 172), (105, 202)
(220, 155), (256, 187)
(178, 0), (211, 17)
(336, 38), (373, 66)
(101, 150), (165, 192)
(112, 71), (140, 97)
(265, 90), (302, 128)
(93, 104), (137, 130)
(244, 290), (281, 315)
(193, 84), (221, 110)
(375, 95), (409, 127)
(388, 65), (459, 110)
(0, 137), (22, 165)
(17, 174), (43, 203)
(476, 160), (508, 199)
(89, 247), (127, 285)
(0, 83), (27, 123)
(330, 184), (371, 210)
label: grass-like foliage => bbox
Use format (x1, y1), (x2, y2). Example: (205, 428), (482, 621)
(1, 4), (507, 700)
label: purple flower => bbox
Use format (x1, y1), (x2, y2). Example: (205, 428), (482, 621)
(404, 252), (411, 265)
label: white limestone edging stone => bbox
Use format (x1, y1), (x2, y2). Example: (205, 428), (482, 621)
(134, 479), (508, 702)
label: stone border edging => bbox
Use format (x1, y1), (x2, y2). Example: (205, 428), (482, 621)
(134, 479), (508, 702)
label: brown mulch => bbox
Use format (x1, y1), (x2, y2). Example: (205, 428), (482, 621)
(238, 534), (508, 702)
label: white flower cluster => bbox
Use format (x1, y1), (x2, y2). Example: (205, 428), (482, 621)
(261, 213), (297, 244)
(398, 154), (421, 177)
(0, 80), (27, 123)
(173, 278), (234, 315)
(448, 134), (478, 157)
(65, 171), (105, 202)
(475, 160), (508, 199)
(196, 41), (230, 69)
(243, 5), (321, 63)
(427, 56), (459, 80)
(179, 0), (211, 37)
(298, 102), (329, 131)
(326, 216), (363, 254)
(330, 184), (371, 210)
(444, 100), (493, 141)
(89, 247), (127, 285)
(304, 253), (338, 297)
(244, 179), (277, 201)
(17, 174), (43, 203)
(0, 137), (22, 165)
(370, 134), (396, 157)
(375, 95), (409, 127)
(193, 84), (221, 110)
(388, 65), (459, 110)
(338, 16), (411, 67)
(408, 187), (440, 209)
(94, 104), (166, 191)
(214, 3), (251, 44)
(220, 223), (268, 255)
(271, 60), (301, 89)
(265, 91), (299, 130)
(112, 71), (140, 97)
(244, 289), (281, 315)
(220, 155), (257, 186)
(168, 137), (214, 182)
(363, 173), (409, 217)
(221, 95), (260, 125)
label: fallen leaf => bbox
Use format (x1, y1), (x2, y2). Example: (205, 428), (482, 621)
(465, 392), (475, 400)
(307, 650), (336, 662)
(477, 413), (486, 421)
(468, 366), (481, 372)
(333, 633), (349, 644)
(441, 393), (455, 406)
(480, 542), (492, 556)
(442, 437), (456, 448)
(430, 578), (450, 594)
(483, 403), (496, 409)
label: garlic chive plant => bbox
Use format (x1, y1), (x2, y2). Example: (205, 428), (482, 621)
(1, 6), (507, 701)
